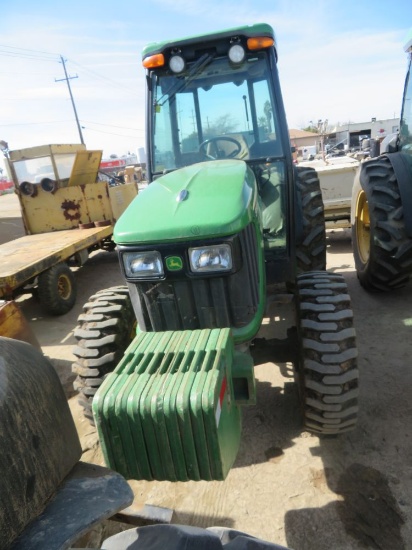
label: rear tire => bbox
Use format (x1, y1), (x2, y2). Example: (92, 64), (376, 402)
(352, 156), (412, 291)
(295, 271), (359, 435)
(72, 286), (136, 424)
(38, 263), (76, 315)
(295, 166), (327, 273)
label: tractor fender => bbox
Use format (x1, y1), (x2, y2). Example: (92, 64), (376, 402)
(381, 152), (412, 237)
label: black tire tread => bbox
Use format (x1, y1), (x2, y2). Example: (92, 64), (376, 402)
(353, 156), (412, 291)
(296, 271), (359, 435)
(72, 285), (135, 424)
(38, 263), (77, 315)
(295, 166), (327, 273)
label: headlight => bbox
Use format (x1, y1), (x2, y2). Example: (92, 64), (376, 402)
(123, 251), (164, 279)
(189, 244), (232, 273)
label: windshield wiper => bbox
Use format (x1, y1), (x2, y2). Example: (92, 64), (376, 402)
(155, 52), (215, 108)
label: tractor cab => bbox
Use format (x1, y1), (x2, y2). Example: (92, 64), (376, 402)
(143, 24), (293, 268)
(381, 29), (412, 156)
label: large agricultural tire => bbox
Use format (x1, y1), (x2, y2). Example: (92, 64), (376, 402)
(352, 155), (412, 291)
(38, 262), (77, 315)
(295, 271), (359, 435)
(295, 166), (327, 273)
(72, 286), (136, 424)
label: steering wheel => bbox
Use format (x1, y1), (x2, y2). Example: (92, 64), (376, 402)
(199, 136), (242, 160)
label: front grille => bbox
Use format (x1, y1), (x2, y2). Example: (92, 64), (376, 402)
(131, 224), (259, 332)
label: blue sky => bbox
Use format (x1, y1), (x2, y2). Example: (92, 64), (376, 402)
(0, 0), (410, 171)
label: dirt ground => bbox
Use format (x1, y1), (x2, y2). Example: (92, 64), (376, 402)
(2, 190), (412, 549)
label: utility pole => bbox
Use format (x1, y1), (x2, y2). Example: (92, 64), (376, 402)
(55, 55), (85, 145)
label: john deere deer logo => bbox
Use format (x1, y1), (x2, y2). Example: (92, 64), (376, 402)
(166, 256), (183, 271)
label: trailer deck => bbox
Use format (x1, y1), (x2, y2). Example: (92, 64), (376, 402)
(0, 225), (113, 298)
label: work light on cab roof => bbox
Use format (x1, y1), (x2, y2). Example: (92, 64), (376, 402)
(169, 52), (185, 73)
(142, 29), (275, 70)
(228, 43), (245, 64)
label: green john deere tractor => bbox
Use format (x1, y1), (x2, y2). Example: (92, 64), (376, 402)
(351, 29), (412, 290)
(72, 24), (359, 481)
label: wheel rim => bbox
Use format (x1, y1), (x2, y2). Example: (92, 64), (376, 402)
(57, 274), (72, 300)
(355, 189), (370, 264)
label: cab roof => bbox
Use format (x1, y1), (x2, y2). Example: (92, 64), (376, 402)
(142, 23), (277, 61)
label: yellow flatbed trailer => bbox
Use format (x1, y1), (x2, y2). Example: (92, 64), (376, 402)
(0, 143), (138, 315)
(0, 225), (112, 298)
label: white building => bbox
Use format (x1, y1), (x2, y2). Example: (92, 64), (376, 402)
(331, 117), (400, 150)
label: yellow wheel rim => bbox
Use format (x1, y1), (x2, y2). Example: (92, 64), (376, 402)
(355, 189), (370, 264)
(57, 274), (72, 300)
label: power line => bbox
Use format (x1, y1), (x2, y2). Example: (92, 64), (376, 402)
(0, 97), (71, 101)
(0, 70), (57, 76)
(0, 44), (58, 60)
(0, 50), (58, 61)
(81, 126), (143, 139)
(0, 119), (144, 135)
(67, 58), (138, 96)
(81, 120), (143, 131)
(0, 45), (138, 99)
(0, 120), (73, 126)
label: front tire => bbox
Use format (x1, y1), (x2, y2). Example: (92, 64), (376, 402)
(72, 286), (136, 424)
(295, 166), (327, 273)
(352, 156), (412, 291)
(295, 271), (359, 435)
(38, 263), (76, 315)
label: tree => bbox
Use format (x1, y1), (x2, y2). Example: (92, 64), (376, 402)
(181, 113), (238, 152)
(210, 114), (237, 135)
(302, 125), (318, 133)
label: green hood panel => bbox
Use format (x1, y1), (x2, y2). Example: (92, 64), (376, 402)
(114, 160), (257, 245)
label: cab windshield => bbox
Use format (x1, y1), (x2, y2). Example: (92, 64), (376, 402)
(150, 51), (284, 173)
(13, 153), (77, 185)
(149, 50), (287, 251)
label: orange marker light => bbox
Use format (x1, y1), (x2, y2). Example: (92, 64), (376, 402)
(143, 53), (165, 69)
(247, 37), (274, 51)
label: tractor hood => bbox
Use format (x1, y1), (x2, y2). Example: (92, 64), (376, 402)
(114, 160), (257, 245)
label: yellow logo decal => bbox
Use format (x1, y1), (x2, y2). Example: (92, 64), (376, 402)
(166, 256), (183, 271)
